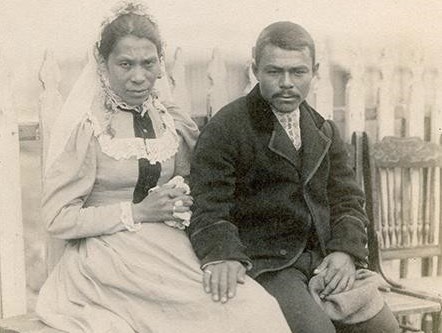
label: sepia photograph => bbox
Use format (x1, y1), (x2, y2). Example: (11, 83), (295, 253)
(0, 0), (441, 332)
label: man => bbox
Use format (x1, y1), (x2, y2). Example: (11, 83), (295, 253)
(189, 22), (399, 333)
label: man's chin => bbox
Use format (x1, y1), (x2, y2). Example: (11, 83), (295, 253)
(272, 101), (300, 113)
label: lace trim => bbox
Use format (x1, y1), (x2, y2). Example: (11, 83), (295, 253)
(89, 103), (179, 164)
(120, 202), (141, 232)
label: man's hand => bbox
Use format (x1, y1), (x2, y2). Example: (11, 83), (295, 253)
(313, 251), (356, 298)
(203, 260), (246, 303)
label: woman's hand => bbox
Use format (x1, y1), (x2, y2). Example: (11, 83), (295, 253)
(131, 184), (193, 223)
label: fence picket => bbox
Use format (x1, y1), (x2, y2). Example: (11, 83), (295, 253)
(345, 48), (366, 141)
(378, 48), (396, 139)
(312, 42), (333, 120)
(0, 50), (27, 318)
(207, 48), (228, 118)
(169, 48), (191, 114)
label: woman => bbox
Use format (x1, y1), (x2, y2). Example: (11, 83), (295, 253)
(36, 2), (291, 333)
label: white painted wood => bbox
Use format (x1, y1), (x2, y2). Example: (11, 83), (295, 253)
(432, 69), (442, 143)
(38, 50), (65, 275)
(169, 48), (191, 115)
(244, 60), (258, 94)
(207, 48), (228, 118)
(345, 48), (366, 141)
(155, 60), (173, 103)
(431, 68), (442, 251)
(39, 50), (62, 175)
(407, 50), (426, 138)
(0, 50), (27, 318)
(312, 42), (333, 120)
(378, 48), (396, 139)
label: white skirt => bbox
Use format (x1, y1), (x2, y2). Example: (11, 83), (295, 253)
(36, 223), (291, 333)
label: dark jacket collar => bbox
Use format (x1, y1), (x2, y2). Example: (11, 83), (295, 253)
(246, 84), (332, 184)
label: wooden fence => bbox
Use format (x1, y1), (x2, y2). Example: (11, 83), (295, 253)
(0, 42), (441, 317)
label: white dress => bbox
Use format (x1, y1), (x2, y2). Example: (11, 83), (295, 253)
(36, 103), (291, 333)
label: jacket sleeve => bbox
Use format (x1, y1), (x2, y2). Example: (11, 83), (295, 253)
(188, 116), (251, 268)
(325, 121), (369, 263)
(42, 119), (134, 240)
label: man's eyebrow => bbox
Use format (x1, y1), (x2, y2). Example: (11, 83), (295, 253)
(263, 64), (283, 69)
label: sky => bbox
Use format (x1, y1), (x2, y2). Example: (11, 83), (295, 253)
(1, 0), (442, 118)
(2, 0), (442, 61)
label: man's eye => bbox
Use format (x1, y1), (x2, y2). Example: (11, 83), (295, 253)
(144, 59), (157, 68)
(120, 62), (131, 69)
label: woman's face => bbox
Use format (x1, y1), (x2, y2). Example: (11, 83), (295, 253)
(106, 35), (161, 106)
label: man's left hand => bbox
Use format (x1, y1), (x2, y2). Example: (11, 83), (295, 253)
(313, 251), (356, 298)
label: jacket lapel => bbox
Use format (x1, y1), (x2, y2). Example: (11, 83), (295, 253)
(247, 85), (300, 168)
(299, 102), (332, 185)
(268, 119), (300, 168)
(247, 85), (331, 175)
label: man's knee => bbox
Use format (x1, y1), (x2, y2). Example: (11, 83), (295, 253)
(289, 313), (336, 333)
(336, 304), (400, 333)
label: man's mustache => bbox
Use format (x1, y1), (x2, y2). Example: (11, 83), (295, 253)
(272, 92), (300, 99)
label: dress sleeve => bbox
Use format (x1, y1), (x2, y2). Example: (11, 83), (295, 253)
(42, 119), (138, 240)
(162, 101), (200, 178)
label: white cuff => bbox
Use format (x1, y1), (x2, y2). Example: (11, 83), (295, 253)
(120, 202), (142, 232)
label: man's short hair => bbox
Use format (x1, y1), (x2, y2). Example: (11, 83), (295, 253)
(254, 21), (316, 66)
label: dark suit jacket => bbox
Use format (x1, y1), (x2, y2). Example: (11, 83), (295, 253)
(189, 85), (368, 278)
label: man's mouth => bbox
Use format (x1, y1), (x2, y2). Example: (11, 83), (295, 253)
(275, 94), (299, 100)
(128, 89), (148, 95)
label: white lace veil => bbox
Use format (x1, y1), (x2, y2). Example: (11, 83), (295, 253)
(44, 1), (199, 175)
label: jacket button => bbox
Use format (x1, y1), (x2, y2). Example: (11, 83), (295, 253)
(279, 249), (288, 256)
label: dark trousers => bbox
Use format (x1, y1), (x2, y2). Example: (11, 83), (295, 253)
(255, 251), (400, 333)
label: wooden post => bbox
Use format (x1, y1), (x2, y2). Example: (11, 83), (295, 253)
(243, 60), (258, 94)
(378, 48), (395, 140)
(407, 50), (426, 138)
(39, 50), (63, 173)
(207, 48), (228, 118)
(312, 41), (333, 120)
(408, 49), (434, 277)
(169, 47), (191, 115)
(155, 59), (173, 103)
(434, 67), (442, 276)
(38, 50), (65, 275)
(0, 50), (27, 317)
(345, 48), (366, 141)
(377, 48), (406, 278)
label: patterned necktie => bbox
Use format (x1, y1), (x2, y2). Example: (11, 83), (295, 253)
(273, 109), (302, 150)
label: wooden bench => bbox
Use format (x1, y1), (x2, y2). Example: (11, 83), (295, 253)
(362, 134), (442, 333)
(0, 314), (61, 333)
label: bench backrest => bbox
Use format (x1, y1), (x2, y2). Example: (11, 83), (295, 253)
(364, 135), (442, 278)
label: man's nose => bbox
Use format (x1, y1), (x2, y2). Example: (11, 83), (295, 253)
(131, 66), (146, 84)
(279, 72), (294, 89)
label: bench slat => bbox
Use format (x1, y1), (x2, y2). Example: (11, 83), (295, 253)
(0, 314), (62, 333)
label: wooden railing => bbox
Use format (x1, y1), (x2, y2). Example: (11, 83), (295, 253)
(1, 42), (442, 317)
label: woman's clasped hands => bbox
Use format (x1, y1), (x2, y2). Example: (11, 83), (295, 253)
(131, 181), (193, 225)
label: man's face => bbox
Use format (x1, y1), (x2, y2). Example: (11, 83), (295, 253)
(253, 45), (318, 113)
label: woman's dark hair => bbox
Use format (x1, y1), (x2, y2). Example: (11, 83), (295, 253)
(98, 13), (163, 60)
